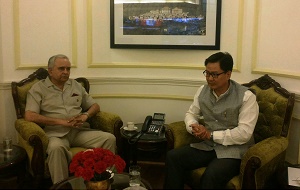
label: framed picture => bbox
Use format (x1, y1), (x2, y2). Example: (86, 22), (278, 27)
(110, 0), (222, 50)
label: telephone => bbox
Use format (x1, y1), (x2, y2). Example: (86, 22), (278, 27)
(142, 113), (165, 135)
(128, 113), (166, 144)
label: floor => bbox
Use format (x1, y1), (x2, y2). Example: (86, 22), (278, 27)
(22, 174), (52, 189)
(138, 161), (191, 190)
(21, 162), (182, 189)
(22, 162), (294, 189)
(22, 155), (295, 189)
(22, 163), (166, 189)
(139, 161), (165, 189)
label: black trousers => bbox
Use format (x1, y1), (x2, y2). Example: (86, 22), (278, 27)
(163, 145), (241, 189)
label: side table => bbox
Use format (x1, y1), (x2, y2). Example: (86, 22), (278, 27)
(277, 163), (300, 189)
(119, 123), (167, 171)
(0, 144), (27, 189)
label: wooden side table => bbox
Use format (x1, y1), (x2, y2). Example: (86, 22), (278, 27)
(278, 163), (300, 189)
(0, 144), (27, 189)
(118, 123), (167, 171)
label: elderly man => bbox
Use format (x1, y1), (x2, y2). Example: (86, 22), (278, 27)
(24, 54), (116, 184)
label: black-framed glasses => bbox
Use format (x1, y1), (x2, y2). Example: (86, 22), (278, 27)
(203, 70), (226, 79)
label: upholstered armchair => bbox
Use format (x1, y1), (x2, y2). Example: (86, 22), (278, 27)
(11, 68), (123, 188)
(165, 74), (295, 189)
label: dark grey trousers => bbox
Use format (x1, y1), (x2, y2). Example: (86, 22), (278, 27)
(163, 145), (241, 189)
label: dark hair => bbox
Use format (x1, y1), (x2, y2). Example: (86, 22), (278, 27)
(204, 52), (233, 72)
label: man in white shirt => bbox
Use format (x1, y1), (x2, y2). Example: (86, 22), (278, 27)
(164, 52), (259, 189)
(25, 54), (116, 184)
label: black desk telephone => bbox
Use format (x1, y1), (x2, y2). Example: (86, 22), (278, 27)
(128, 113), (166, 144)
(142, 113), (165, 135)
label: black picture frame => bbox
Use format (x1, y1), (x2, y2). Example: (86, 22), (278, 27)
(110, 0), (222, 50)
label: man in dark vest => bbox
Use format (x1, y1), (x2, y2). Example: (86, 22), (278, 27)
(164, 52), (259, 189)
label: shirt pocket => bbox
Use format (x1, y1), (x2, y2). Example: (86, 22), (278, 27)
(223, 108), (239, 128)
(66, 95), (82, 107)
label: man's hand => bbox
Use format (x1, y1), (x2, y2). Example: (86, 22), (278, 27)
(67, 114), (88, 128)
(190, 123), (210, 140)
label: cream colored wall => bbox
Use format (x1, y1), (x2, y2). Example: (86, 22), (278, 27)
(0, 0), (299, 164)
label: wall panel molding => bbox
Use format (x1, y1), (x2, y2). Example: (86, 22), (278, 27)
(88, 77), (203, 87)
(0, 83), (11, 90)
(251, 0), (300, 79)
(92, 94), (193, 101)
(1, 76), (300, 120)
(13, 0), (78, 69)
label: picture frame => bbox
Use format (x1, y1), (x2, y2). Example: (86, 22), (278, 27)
(110, 0), (222, 50)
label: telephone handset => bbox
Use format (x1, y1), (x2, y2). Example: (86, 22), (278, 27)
(142, 113), (165, 135)
(128, 113), (166, 144)
(142, 115), (153, 132)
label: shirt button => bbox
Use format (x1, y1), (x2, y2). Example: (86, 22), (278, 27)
(215, 120), (218, 122)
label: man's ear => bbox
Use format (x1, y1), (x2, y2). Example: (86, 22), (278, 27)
(226, 71), (232, 79)
(48, 68), (52, 76)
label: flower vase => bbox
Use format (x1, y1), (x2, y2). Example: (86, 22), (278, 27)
(85, 170), (113, 190)
(85, 179), (111, 190)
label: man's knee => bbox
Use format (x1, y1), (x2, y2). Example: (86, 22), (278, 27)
(107, 133), (116, 143)
(166, 149), (180, 163)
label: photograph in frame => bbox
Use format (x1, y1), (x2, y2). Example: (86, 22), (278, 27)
(110, 0), (222, 50)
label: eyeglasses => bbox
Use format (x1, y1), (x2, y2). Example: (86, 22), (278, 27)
(203, 70), (226, 79)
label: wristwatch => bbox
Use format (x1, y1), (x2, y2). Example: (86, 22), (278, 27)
(81, 112), (90, 118)
(210, 131), (214, 141)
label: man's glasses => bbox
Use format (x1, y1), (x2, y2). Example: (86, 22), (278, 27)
(203, 70), (226, 79)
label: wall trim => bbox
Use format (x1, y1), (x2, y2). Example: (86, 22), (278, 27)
(0, 83), (11, 90)
(2, 76), (299, 119)
(92, 94), (193, 101)
(251, 0), (300, 79)
(88, 77), (204, 87)
(235, 0), (244, 73)
(13, 0), (78, 69)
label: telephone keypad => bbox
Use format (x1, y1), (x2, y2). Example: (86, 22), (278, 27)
(147, 123), (164, 135)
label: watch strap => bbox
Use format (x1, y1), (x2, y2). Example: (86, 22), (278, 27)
(81, 112), (90, 118)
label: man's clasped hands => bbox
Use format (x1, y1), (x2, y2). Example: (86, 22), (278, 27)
(65, 114), (89, 128)
(190, 123), (211, 140)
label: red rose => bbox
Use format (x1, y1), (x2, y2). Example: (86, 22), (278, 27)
(69, 148), (126, 181)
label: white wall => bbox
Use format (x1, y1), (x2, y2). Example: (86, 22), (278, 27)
(0, 0), (299, 164)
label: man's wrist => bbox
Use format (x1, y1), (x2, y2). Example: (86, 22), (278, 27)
(81, 112), (90, 118)
(210, 131), (214, 141)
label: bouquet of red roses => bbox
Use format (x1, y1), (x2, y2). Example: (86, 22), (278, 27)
(69, 148), (126, 181)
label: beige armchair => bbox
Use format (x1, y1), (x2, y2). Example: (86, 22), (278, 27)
(165, 74), (295, 189)
(11, 68), (123, 188)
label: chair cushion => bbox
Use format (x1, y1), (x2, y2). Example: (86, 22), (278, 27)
(226, 175), (241, 189)
(70, 147), (87, 156)
(250, 85), (287, 143)
(186, 167), (206, 188)
(168, 121), (202, 149)
(186, 167), (241, 189)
